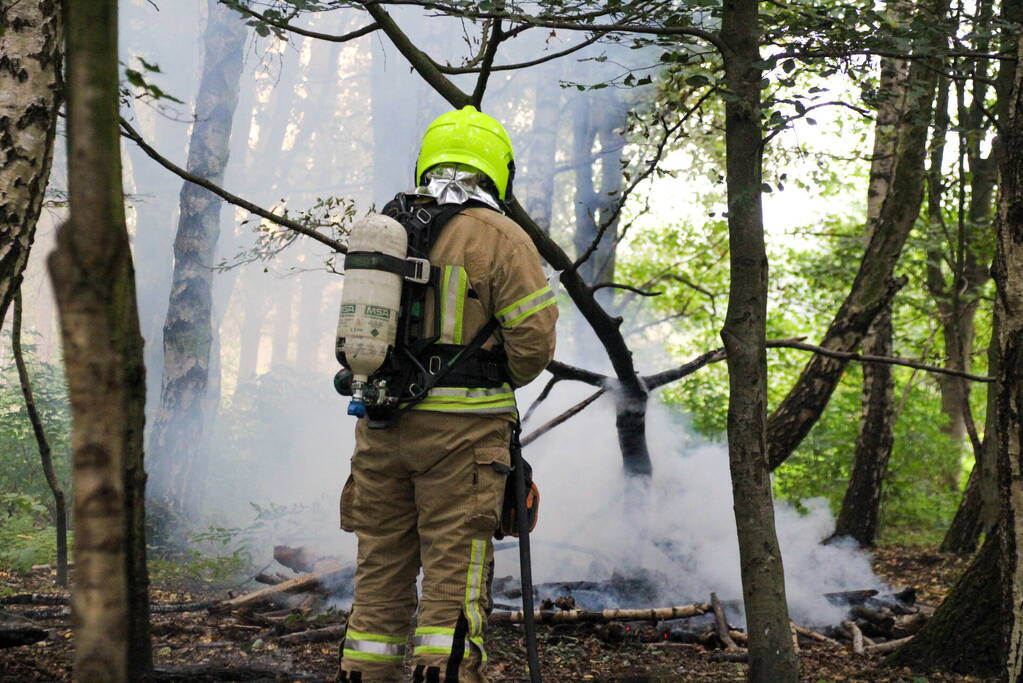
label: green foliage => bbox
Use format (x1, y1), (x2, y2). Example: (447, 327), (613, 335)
(0, 493), (68, 573)
(0, 344), (71, 523)
(148, 523), (255, 591)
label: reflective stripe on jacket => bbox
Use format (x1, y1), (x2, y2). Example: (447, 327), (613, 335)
(413, 206), (558, 417)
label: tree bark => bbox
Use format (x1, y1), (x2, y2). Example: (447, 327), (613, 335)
(720, 0), (799, 680)
(888, 528), (1004, 676)
(832, 304), (895, 546)
(48, 0), (152, 679)
(0, 0), (63, 327)
(765, 0), (950, 471)
(12, 291), (68, 588)
(147, 0), (248, 510)
(996, 21), (1023, 680)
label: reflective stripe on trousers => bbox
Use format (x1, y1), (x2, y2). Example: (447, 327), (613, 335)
(343, 629), (406, 662)
(413, 626), (485, 662)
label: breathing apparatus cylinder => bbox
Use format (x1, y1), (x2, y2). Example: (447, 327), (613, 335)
(337, 214), (407, 417)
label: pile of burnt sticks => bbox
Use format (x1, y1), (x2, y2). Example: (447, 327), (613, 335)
(1, 545), (929, 665)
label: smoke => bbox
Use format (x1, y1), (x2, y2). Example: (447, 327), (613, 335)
(504, 378), (885, 626)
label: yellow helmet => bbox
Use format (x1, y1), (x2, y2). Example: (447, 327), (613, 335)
(416, 105), (515, 199)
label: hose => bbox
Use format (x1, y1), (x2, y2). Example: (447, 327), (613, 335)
(512, 428), (542, 683)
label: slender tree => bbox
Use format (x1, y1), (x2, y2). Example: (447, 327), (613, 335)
(12, 291), (68, 588)
(148, 0), (248, 511)
(48, 0), (152, 678)
(719, 0), (799, 678)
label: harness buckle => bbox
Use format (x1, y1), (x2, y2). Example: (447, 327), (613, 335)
(428, 356), (442, 375)
(405, 257), (431, 284)
(415, 208), (432, 225)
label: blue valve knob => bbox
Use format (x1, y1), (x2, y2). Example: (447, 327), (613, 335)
(347, 400), (366, 417)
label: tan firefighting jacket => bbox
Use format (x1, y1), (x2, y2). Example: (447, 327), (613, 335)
(413, 205), (558, 417)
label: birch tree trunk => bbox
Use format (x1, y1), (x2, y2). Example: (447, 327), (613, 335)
(0, 0), (63, 326)
(148, 0), (247, 510)
(720, 0), (798, 679)
(48, 0), (152, 678)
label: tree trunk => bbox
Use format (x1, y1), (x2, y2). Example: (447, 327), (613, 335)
(720, 1), (799, 680)
(942, 303), (1001, 554)
(940, 0), (1005, 552)
(0, 0), (63, 327)
(766, 0), (950, 471)
(888, 528), (1004, 676)
(829, 33), (910, 545)
(996, 22), (1023, 680)
(48, 0), (152, 679)
(832, 304), (895, 546)
(13, 291), (69, 587)
(147, 0), (247, 510)
(521, 62), (562, 235)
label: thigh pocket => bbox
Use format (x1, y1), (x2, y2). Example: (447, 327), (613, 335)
(469, 446), (510, 533)
(340, 474), (358, 532)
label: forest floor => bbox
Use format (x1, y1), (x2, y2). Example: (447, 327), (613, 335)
(0, 544), (989, 682)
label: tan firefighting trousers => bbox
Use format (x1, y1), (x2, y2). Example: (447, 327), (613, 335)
(338, 410), (511, 683)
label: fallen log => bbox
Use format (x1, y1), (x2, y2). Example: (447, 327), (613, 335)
(489, 603), (711, 625)
(12, 607), (68, 620)
(13, 599), (219, 621)
(864, 635), (913, 654)
(850, 605), (895, 634)
(213, 567), (351, 613)
(792, 625), (843, 648)
(151, 600), (220, 614)
(277, 624), (348, 646)
(711, 593), (739, 650)
(0, 593), (68, 606)
(822, 589), (879, 606)
(0, 622), (48, 649)
(843, 620), (864, 655)
(892, 611), (928, 637)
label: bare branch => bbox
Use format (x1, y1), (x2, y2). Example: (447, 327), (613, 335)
(223, 2), (379, 42)
(360, 1), (472, 108)
(363, 0), (727, 53)
(521, 375), (561, 424)
(119, 118), (347, 253)
(591, 282), (662, 297)
(546, 360), (608, 387)
(521, 388), (606, 447)
(471, 13), (503, 107)
(770, 339), (994, 383)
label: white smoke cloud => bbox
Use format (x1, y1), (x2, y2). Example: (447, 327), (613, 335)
(499, 379), (884, 626)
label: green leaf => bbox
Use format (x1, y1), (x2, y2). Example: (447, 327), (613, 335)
(782, 59), (795, 73)
(685, 74), (710, 87)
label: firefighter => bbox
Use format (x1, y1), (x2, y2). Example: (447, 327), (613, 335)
(337, 105), (558, 682)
